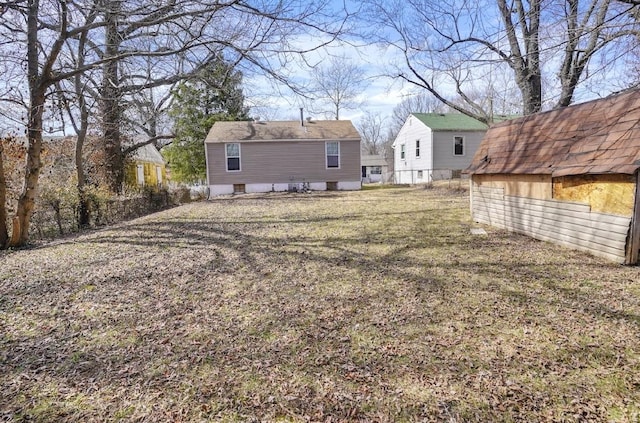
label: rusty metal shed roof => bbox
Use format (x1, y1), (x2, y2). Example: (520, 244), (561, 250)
(467, 89), (640, 177)
(205, 120), (361, 143)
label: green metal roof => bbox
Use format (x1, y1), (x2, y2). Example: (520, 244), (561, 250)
(411, 113), (489, 131)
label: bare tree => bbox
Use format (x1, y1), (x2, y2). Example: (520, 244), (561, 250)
(356, 111), (388, 155)
(389, 92), (447, 136)
(0, 139), (8, 248)
(358, 0), (640, 121)
(0, 0), (349, 246)
(308, 55), (365, 120)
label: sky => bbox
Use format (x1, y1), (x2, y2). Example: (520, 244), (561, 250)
(239, 0), (639, 131)
(242, 37), (412, 127)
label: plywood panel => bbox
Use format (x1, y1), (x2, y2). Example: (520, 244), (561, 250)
(471, 186), (631, 263)
(473, 174), (552, 199)
(553, 174), (634, 217)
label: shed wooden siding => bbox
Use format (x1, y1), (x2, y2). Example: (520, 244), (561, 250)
(432, 131), (485, 170)
(206, 139), (360, 184)
(472, 174), (553, 200)
(472, 185), (631, 262)
(125, 161), (166, 188)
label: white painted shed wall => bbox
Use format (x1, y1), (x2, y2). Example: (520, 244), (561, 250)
(472, 185), (631, 263)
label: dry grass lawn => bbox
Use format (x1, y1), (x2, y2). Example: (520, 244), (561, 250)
(2, 186), (640, 422)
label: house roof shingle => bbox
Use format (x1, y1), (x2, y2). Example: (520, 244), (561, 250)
(131, 143), (164, 164)
(411, 113), (489, 131)
(361, 154), (388, 167)
(467, 89), (640, 177)
(205, 120), (361, 143)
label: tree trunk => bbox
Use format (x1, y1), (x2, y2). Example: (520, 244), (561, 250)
(76, 129), (90, 228)
(102, 1), (125, 194)
(76, 76), (91, 227)
(11, 91), (46, 247)
(0, 140), (9, 248)
(10, 0), (46, 247)
(497, 0), (543, 115)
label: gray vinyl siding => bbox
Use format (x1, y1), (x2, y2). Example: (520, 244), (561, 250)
(432, 130), (485, 170)
(207, 139), (360, 184)
(472, 185), (631, 263)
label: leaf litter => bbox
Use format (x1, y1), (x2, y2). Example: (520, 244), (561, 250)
(1, 186), (640, 422)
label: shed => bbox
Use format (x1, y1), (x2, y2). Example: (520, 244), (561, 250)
(125, 143), (166, 189)
(466, 88), (640, 263)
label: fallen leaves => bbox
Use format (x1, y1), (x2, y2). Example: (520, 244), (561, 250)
(1, 187), (640, 421)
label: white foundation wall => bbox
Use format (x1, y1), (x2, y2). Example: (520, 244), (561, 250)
(245, 183), (282, 193)
(338, 181), (362, 191)
(208, 181), (361, 196)
(210, 185), (235, 196)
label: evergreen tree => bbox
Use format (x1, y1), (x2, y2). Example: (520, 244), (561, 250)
(164, 60), (249, 184)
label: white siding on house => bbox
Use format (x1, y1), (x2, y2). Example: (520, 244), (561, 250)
(472, 186), (631, 263)
(393, 115), (433, 184)
(393, 115), (487, 184)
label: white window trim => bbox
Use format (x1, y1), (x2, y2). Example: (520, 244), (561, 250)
(225, 143), (241, 172)
(453, 136), (465, 156)
(136, 164), (145, 186)
(326, 141), (340, 169)
(400, 143), (406, 160)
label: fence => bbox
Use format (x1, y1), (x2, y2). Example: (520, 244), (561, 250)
(28, 189), (172, 240)
(393, 168), (468, 185)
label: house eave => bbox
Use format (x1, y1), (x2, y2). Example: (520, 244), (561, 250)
(205, 137), (361, 144)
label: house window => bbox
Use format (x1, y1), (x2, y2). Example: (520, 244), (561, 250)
(416, 139), (420, 158)
(370, 166), (382, 175)
(454, 136), (464, 156)
(400, 144), (406, 160)
(417, 170), (423, 179)
(226, 143), (241, 171)
(326, 141), (340, 168)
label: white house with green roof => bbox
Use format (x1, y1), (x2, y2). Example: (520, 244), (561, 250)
(392, 113), (488, 184)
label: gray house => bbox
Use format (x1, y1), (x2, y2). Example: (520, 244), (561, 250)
(392, 113), (488, 184)
(205, 119), (361, 195)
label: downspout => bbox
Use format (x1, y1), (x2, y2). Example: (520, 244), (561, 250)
(204, 138), (211, 200)
(430, 128), (435, 183)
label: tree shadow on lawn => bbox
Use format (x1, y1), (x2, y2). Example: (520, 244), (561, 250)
(3, 202), (640, 420)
